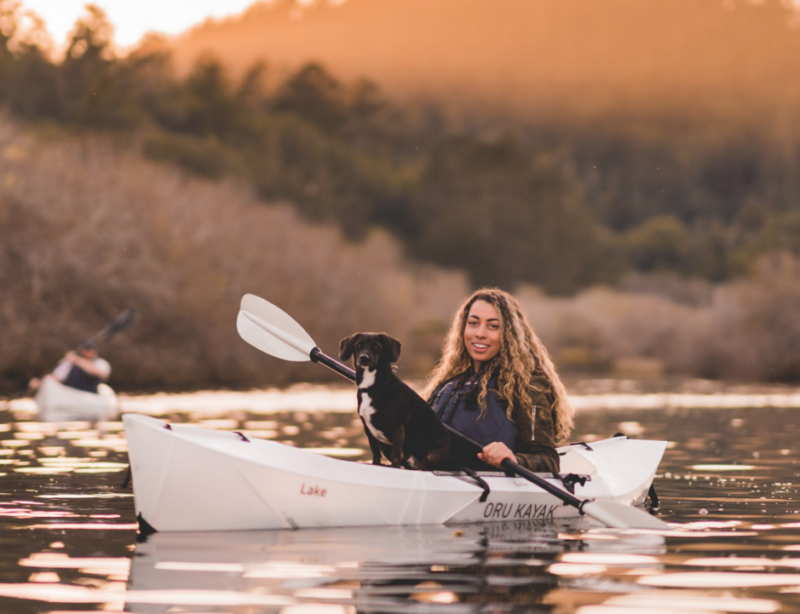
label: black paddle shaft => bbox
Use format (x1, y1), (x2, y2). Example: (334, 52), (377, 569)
(91, 309), (137, 345)
(310, 348), (357, 380)
(307, 347), (587, 512)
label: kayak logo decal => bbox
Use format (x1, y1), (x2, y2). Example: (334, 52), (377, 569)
(300, 483), (327, 497)
(483, 502), (557, 521)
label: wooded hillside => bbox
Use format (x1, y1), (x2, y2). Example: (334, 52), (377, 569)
(4, 1), (800, 387)
(0, 117), (469, 391)
(4, 3), (800, 294)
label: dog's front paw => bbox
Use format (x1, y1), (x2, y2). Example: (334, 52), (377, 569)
(372, 457), (383, 466)
(405, 456), (424, 470)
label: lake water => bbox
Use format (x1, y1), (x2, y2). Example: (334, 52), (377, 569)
(3, 380), (800, 614)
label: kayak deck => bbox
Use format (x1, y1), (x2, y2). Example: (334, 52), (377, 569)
(123, 414), (666, 532)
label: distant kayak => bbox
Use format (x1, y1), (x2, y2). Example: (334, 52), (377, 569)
(35, 375), (118, 422)
(123, 413), (666, 532)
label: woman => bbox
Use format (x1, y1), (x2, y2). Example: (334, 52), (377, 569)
(424, 288), (574, 472)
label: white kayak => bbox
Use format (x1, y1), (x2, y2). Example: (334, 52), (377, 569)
(35, 375), (118, 422)
(123, 413), (666, 532)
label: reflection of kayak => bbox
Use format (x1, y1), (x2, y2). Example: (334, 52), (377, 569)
(131, 522), (666, 570)
(35, 375), (118, 422)
(124, 414), (666, 532)
(125, 523), (665, 613)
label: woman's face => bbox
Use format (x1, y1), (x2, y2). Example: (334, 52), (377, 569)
(463, 299), (503, 369)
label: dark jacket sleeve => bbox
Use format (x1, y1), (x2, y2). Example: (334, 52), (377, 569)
(512, 374), (560, 473)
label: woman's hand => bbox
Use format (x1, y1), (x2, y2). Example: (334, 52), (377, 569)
(478, 441), (517, 469)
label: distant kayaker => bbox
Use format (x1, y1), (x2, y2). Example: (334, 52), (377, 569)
(424, 288), (574, 473)
(28, 339), (112, 395)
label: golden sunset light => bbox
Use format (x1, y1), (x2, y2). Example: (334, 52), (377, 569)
(6, 4), (800, 613)
(19, 0), (268, 47)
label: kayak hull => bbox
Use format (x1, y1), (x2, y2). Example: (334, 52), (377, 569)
(35, 375), (118, 422)
(123, 414), (666, 532)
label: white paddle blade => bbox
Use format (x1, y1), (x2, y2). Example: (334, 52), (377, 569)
(237, 294), (317, 362)
(582, 500), (670, 530)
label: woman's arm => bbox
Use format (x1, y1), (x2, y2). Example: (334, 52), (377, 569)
(477, 437), (560, 472)
(512, 376), (561, 473)
(66, 352), (111, 379)
(476, 377), (561, 472)
(514, 443), (560, 473)
(478, 441), (517, 467)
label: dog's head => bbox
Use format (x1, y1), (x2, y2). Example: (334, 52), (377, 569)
(339, 333), (402, 371)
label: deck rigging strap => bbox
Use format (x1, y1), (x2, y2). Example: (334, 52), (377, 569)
(552, 472), (590, 494)
(461, 467), (491, 502)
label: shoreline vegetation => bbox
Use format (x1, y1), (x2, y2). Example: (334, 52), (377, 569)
(4, 117), (800, 392)
(3, 3), (800, 390)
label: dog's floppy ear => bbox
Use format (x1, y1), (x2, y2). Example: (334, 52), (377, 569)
(339, 334), (361, 361)
(381, 334), (402, 363)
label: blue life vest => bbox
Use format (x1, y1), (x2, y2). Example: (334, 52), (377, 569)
(429, 372), (518, 450)
(63, 366), (102, 394)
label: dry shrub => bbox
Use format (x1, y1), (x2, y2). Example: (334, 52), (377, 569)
(518, 256), (800, 382)
(0, 116), (469, 391)
(6, 113), (800, 389)
(709, 254), (800, 381)
(517, 284), (714, 376)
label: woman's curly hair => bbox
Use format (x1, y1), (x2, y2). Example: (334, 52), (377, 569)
(423, 288), (574, 443)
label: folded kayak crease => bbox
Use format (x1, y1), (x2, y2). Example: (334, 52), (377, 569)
(231, 454), (296, 531)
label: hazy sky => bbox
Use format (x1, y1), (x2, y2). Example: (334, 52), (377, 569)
(20, 0), (269, 48)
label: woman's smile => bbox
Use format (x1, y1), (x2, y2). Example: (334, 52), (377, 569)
(464, 300), (502, 369)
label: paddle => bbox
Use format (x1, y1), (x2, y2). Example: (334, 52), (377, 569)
(4, 309), (138, 403)
(237, 293), (669, 530)
(87, 309), (138, 347)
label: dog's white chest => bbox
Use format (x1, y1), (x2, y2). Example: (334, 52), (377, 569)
(359, 393), (391, 444)
(358, 370), (391, 445)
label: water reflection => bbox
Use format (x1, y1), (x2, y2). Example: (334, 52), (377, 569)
(125, 521), (664, 613)
(2, 385), (800, 612)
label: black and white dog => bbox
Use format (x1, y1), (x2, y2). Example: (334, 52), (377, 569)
(339, 332), (451, 470)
